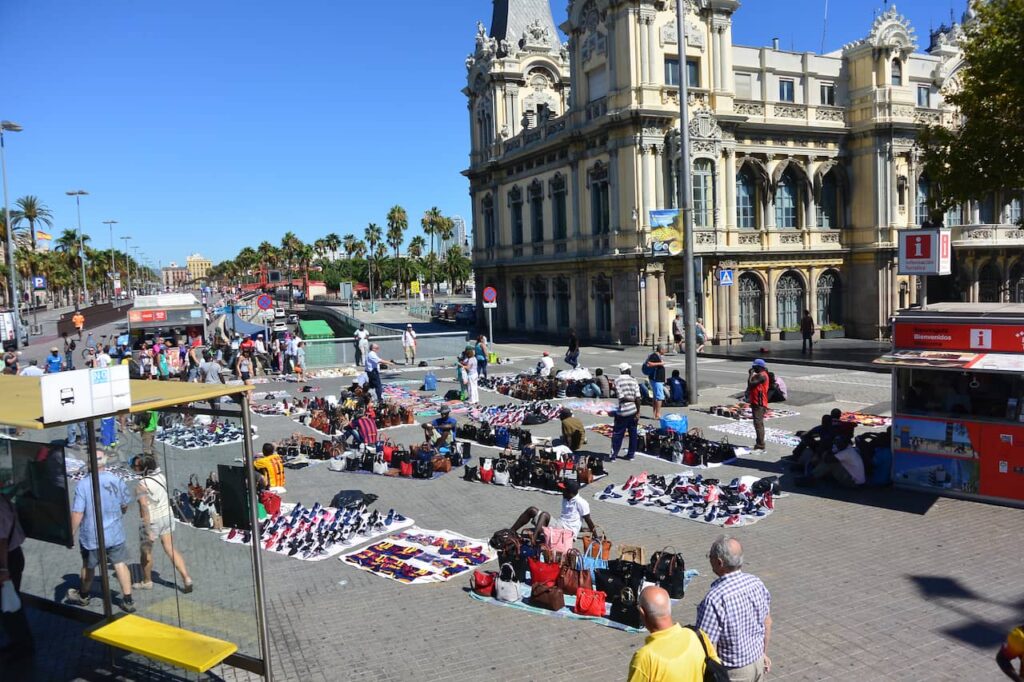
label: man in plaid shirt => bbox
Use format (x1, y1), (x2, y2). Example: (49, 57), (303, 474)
(611, 363), (641, 460)
(695, 535), (773, 681)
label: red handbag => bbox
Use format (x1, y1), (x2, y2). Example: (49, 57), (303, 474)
(470, 570), (496, 597)
(382, 442), (396, 463)
(479, 467), (494, 484)
(573, 587), (607, 617)
(528, 556), (560, 586)
(400, 460), (413, 477)
(259, 491), (282, 516)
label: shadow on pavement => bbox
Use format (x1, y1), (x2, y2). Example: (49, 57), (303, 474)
(783, 482), (940, 515)
(907, 575), (1016, 649)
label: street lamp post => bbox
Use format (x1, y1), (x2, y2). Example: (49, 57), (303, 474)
(0, 120), (24, 347)
(66, 190), (90, 307)
(121, 236), (132, 297)
(103, 220), (117, 299)
(676, 0), (699, 405)
(131, 246), (140, 296)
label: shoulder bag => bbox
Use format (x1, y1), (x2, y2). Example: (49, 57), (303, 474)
(492, 458), (510, 486)
(580, 526), (612, 561)
(647, 547), (687, 599)
(470, 570), (496, 597)
(372, 453), (389, 475)
(573, 587), (607, 617)
(527, 556), (561, 586)
(609, 586), (641, 628)
(618, 544), (645, 565)
(556, 549), (592, 597)
(529, 582), (565, 611)
(494, 563), (520, 603)
(542, 526), (574, 555)
(686, 626), (732, 682)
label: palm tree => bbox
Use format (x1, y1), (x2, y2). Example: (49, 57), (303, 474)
(280, 232), (303, 303)
(421, 207), (443, 304)
(325, 232), (342, 261)
(444, 245), (472, 294)
(10, 196), (54, 253)
(297, 244), (315, 301)
(386, 205), (408, 296)
(342, 234), (356, 259)
(256, 240), (278, 287)
(364, 223), (383, 303)
(406, 235), (426, 297)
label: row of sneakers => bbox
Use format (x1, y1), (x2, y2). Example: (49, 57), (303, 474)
(156, 423), (252, 450)
(599, 472), (775, 527)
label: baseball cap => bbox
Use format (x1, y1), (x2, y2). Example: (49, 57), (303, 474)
(439, 405), (451, 415)
(752, 359), (767, 368)
(543, 351), (550, 356)
(407, 323), (413, 328)
(617, 362), (632, 372)
(50, 346), (59, 352)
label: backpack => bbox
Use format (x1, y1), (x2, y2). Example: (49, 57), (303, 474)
(69, 340), (77, 351)
(685, 626), (731, 682)
(423, 372), (438, 392)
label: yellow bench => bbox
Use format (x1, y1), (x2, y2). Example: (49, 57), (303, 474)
(86, 614), (238, 674)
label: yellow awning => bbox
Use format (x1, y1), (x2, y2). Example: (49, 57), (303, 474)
(0, 375), (252, 430)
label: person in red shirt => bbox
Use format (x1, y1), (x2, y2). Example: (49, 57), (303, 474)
(746, 359), (769, 450)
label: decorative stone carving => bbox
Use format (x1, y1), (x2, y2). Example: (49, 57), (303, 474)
(661, 88), (680, 105)
(844, 5), (917, 54)
(965, 228), (993, 240)
(891, 137), (916, 147)
(687, 91), (708, 106)
(815, 107), (845, 123)
(661, 19), (678, 46)
(687, 20), (705, 51)
(692, 139), (718, 154)
(582, 30), (607, 63)
(913, 109), (942, 125)
(1008, 230), (1024, 240)
(695, 231), (717, 245)
(821, 232), (840, 243)
(734, 102), (765, 116)
(892, 105), (914, 118)
(475, 21), (497, 57)
(521, 19), (554, 52)
(773, 105), (805, 119)
(689, 108), (722, 140)
(739, 233), (761, 245)
(780, 233), (803, 244)
(465, 55), (475, 71)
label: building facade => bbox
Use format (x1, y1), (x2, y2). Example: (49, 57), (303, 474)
(161, 263), (190, 290)
(464, 0), (1021, 344)
(186, 253), (212, 282)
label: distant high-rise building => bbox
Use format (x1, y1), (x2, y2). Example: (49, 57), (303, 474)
(439, 216), (471, 256)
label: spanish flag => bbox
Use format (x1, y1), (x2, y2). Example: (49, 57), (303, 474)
(36, 230), (52, 241)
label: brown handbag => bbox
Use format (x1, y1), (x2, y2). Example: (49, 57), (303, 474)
(530, 582), (565, 611)
(618, 544), (645, 565)
(581, 527), (612, 561)
(432, 456), (452, 473)
(577, 466), (594, 485)
(556, 549), (593, 597)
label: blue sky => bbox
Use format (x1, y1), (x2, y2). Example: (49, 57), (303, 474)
(0, 0), (966, 265)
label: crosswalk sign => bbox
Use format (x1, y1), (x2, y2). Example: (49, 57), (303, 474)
(718, 270), (734, 286)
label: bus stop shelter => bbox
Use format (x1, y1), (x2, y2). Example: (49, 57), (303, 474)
(0, 374), (272, 678)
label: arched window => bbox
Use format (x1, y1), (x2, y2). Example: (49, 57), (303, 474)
(738, 274), (764, 332)
(979, 194), (996, 225)
(817, 171), (838, 229)
(482, 194), (496, 248)
(916, 176), (930, 226)
(775, 272), (804, 330)
(692, 159), (714, 229)
(593, 276), (612, 333)
(775, 169), (799, 228)
(1007, 195), (1022, 224)
(891, 59), (903, 86)
(816, 270), (842, 325)
(508, 186), (523, 245)
(513, 278), (526, 327)
(736, 167), (757, 229)
(554, 276), (571, 327)
(1010, 263), (1024, 303)
(945, 203), (962, 227)
(550, 174), (568, 241)
(978, 261), (1001, 303)
(529, 180), (545, 242)
(531, 278), (549, 327)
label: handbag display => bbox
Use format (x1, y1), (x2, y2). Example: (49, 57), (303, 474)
(527, 556), (561, 586)
(581, 539), (609, 581)
(432, 456), (452, 473)
(399, 460), (414, 477)
(372, 454), (389, 475)
(647, 547), (687, 599)
(556, 549), (592, 597)
(529, 582), (565, 611)
(573, 587), (607, 617)
(492, 458), (510, 486)
(618, 544), (646, 566)
(494, 563), (519, 603)
(470, 570), (496, 597)
(463, 465), (478, 481)
(609, 587), (641, 628)
(542, 526), (574, 555)
(580, 527), (612, 561)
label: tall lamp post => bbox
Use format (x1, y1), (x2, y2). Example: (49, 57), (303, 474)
(676, 0), (699, 405)
(66, 189), (90, 307)
(1, 120), (24, 346)
(103, 220), (117, 299)
(121, 235), (132, 297)
(131, 246), (140, 296)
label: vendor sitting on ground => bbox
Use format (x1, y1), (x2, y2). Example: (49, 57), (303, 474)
(339, 409), (378, 448)
(666, 369), (687, 406)
(536, 351), (555, 377)
(254, 443), (286, 490)
(422, 405), (457, 447)
(559, 408), (586, 453)
(509, 480), (597, 545)
(783, 408), (855, 472)
(795, 436), (866, 488)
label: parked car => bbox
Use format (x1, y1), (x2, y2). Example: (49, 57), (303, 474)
(287, 314), (299, 324)
(455, 304), (476, 324)
(431, 303), (448, 319)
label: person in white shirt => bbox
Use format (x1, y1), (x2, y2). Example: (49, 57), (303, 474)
(509, 480), (597, 545)
(402, 324), (417, 365)
(460, 346), (479, 404)
(537, 351), (555, 377)
(95, 346), (112, 369)
(18, 359), (44, 377)
(364, 343), (383, 401)
(353, 324), (370, 367)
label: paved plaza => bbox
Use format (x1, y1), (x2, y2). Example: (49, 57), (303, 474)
(8, 337), (1022, 682)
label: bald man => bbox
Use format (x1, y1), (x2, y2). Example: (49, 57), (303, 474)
(696, 536), (773, 682)
(627, 586), (720, 682)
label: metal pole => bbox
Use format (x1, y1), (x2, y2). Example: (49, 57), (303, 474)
(239, 395), (273, 681)
(487, 307), (494, 346)
(85, 420), (113, 619)
(74, 195), (89, 306)
(104, 220), (117, 299)
(1, 126), (23, 346)
(677, 0), (699, 405)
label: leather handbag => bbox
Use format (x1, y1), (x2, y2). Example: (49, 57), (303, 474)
(399, 460), (414, 477)
(413, 458), (433, 479)
(581, 538), (609, 581)
(647, 548), (687, 599)
(470, 570), (496, 597)
(556, 549), (592, 597)
(479, 467), (494, 484)
(595, 559), (644, 596)
(463, 465), (478, 481)
(609, 587), (641, 628)
(527, 556), (561, 586)
(577, 466), (594, 485)
(529, 582), (565, 611)
(573, 587), (607, 617)
(618, 544), (646, 565)
(492, 458), (510, 486)
(494, 563), (519, 603)
(432, 456), (452, 473)
(542, 526), (574, 555)
(580, 527), (612, 561)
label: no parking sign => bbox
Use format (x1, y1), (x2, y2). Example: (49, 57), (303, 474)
(257, 294), (273, 310)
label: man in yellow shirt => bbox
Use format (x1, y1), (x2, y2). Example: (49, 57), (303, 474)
(997, 624), (1024, 681)
(628, 586), (721, 682)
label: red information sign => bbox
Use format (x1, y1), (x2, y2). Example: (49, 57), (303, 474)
(129, 309), (168, 323)
(894, 322), (1024, 353)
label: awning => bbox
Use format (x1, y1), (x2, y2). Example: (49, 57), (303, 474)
(353, 283), (369, 293)
(0, 375), (252, 430)
(874, 350), (1024, 373)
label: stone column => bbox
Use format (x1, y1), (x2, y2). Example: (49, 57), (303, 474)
(766, 268), (778, 336)
(718, 28), (728, 91)
(889, 262), (899, 319)
(610, 148), (621, 232)
(646, 16), (657, 88)
(728, 279), (741, 341)
(638, 14), (649, 84)
(908, 275), (918, 305)
(655, 271), (667, 346)
(642, 146), (655, 220)
(807, 266), (819, 326)
(724, 149), (736, 230)
(570, 159), (582, 239)
(715, 276), (727, 342)
(654, 145), (666, 210)
(644, 270), (660, 345)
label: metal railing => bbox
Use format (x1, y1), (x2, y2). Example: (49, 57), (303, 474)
(304, 333), (468, 369)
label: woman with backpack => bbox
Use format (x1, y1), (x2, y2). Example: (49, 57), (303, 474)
(131, 454), (193, 594)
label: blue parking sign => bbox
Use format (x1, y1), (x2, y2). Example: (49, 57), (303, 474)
(32, 275), (47, 290)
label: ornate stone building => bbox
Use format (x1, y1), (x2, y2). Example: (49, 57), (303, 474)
(464, 1), (1022, 344)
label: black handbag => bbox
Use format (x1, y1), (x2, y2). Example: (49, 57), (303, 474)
(413, 459), (433, 479)
(686, 626), (732, 682)
(360, 451), (375, 471)
(463, 465), (478, 481)
(594, 560), (644, 596)
(345, 455), (360, 472)
(647, 548), (686, 599)
(609, 587), (641, 628)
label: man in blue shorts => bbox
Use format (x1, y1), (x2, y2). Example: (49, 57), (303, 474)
(645, 345), (667, 420)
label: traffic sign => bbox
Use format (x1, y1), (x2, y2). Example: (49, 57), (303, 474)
(483, 301), (497, 309)
(410, 281), (421, 295)
(482, 286), (498, 303)
(31, 275), (47, 291)
(718, 270), (734, 286)
(257, 294), (273, 310)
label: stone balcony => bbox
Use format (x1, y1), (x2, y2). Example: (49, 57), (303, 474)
(732, 100), (847, 126)
(951, 224), (1024, 247)
(689, 228), (847, 252)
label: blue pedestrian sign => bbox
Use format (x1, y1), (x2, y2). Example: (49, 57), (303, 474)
(31, 275), (47, 291)
(718, 270), (734, 286)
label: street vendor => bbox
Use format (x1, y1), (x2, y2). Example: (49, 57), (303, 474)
(423, 405), (457, 447)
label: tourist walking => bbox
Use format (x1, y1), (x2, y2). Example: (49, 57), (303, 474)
(402, 324), (417, 365)
(628, 586), (720, 682)
(67, 451), (137, 613)
(695, 318), (707, 353)
(130, 455), (193, 594)
(565, 328), (580, 369)
(672, 314), (684, 354)
(746, 359), (769, 450)
(800, 310), (814, 354)
(695, 535), (772, 682)
(365, 343), (383, 402)
(72, 310), (85, 339)
(610, 363), (640, 460)
(475, 335), (489, 378)
(354, 324), (370, 367)
(461, 345), (479, 404)
(62, 332), (76, 370)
